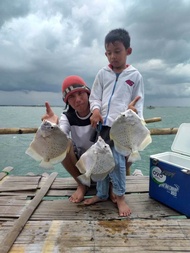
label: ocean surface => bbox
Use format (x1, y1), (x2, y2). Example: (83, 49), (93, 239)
(1, 106), (190, 177)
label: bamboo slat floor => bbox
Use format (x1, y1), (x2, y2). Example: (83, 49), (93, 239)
(0, 172), (189, 253)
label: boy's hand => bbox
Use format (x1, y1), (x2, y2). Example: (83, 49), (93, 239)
(41, 101), (59, 124)
(128, 96), (141, 114)
(90, 109), (103, 128)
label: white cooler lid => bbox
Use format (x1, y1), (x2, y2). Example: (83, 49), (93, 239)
(171, 123), (190, 156)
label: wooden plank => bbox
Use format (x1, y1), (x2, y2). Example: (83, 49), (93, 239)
(0, 193), (181, 221)
(0, 167), (14, 181)
(0, 175), (42, 192)
(0, 191), (35, 197)
(0, 174), (188, 252)
(0, 199), (30, 218)
(39, 176), (149, 196)
(1, 219), (189, 252)
(0, 172), (58, 253)
(0, 186), (38, 192)
(0, 175), (41, 184)
(45, 176), (149, 191)
(30, 193), (181, 221)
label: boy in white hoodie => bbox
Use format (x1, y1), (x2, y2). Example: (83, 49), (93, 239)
(85, 28), (144, 217)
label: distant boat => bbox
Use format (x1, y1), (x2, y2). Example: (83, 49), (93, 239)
(147, 106), (155, 109)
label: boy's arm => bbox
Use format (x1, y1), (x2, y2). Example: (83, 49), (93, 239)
(89, 72), (103, 111)
(90, 108), (103, 129)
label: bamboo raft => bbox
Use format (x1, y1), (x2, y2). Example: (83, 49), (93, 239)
(0, 167), (189, 253)
(0, 117), (189, 252)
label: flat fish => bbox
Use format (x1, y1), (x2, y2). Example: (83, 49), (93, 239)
(110, 109), (152, 162)
(25, 120), (70, 169)
(76, 136), (115, 187)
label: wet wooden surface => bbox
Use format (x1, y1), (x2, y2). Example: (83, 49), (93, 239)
(0, 173), (189, 253)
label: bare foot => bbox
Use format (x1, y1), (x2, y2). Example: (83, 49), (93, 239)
(116, 195), (131, 217)
(83, 195), (107, 205)
(69, 184), (87, 203)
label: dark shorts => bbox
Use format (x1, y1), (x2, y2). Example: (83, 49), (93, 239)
(73, 142), (86, 160)
(90, 125), (113, 147)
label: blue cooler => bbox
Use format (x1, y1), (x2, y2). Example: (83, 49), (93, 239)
(149, 123), (190, 217)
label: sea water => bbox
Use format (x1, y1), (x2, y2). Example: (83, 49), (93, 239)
(1, 106), (190, 177)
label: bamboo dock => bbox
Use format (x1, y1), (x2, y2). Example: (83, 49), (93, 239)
(0, 168), (189, 253)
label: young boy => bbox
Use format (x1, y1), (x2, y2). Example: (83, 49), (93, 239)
(85, 28), (144, 217)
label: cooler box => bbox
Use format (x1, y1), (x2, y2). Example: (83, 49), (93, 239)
(149, 123), (190, 217)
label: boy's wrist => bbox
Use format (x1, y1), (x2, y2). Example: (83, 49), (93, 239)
(92, 108), (100, 114)
(91, 105), (100, 113)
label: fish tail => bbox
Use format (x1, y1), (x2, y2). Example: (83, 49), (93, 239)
(114, 143), (130, 156)
(77, 175), (91, 187)
(25, 147), (42, 161)
(128, 151), (141, 162)
(139, 134), (152, 151)
(39, 160), (54, 169)
(141, 119), (146, 125)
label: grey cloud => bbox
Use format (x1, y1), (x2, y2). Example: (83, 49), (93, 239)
(0, 0), (190, 106)
(0, 0), (30, 27)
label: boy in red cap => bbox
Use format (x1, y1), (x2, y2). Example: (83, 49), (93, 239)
(42, 75), (95, 203)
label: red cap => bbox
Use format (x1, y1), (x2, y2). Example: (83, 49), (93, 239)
(62, 75), (90, 103)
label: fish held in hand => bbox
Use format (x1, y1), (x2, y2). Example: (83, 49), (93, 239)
(25, 120), (70, 169)
(76, 136), (115, 187)
(110, 109), (152, 162)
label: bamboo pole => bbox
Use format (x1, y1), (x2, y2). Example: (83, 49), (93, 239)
(150, 127), (178, 135)
(0, 127), (178, 135)
(145, 117), (161, 123)
(0, 127), (38, 135)
(0, 117), (162, 135)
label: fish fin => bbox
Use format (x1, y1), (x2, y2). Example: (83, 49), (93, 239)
(91, 158), (115, 182)
(25, 147), (42, 161)
(128, 151), (141, 162)
(138, 134), (152, 151)
(141, 119), (146, 126)
(49, 152), (67, 165)
(113, 141), (131, 156)
(77, 175), (91, 187)
(76, 159), (87, 174)
(39, 160), (54, 169)
(50, 140), (70, 164)
(91, 171), (111, 182)
(76, 151), (97, 174)
(109, 132), (113, 140)
(132, 169), (144, 176)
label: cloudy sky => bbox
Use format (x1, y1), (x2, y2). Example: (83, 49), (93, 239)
(0, 0), (190, 106)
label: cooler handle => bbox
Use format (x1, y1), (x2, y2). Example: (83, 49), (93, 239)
(181, 169), (190, 174)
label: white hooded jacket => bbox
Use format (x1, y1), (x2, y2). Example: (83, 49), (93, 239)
(89, 64), (144, 127)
